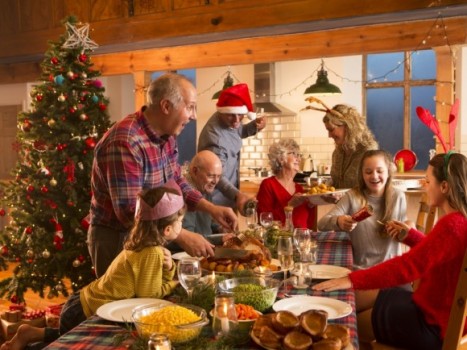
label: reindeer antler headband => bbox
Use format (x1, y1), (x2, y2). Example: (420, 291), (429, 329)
(300, 96), (346, 120)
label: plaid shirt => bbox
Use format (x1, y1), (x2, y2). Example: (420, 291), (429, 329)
(90, 108), (202, 230)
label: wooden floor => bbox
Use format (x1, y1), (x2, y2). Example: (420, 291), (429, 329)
(0, 263), (68, 343)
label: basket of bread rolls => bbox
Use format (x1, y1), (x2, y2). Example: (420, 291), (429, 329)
(250, 309), (351, 350)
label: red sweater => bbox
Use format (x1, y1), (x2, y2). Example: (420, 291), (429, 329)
(256, 176), (316, 229)
(350, 212), (467, 339)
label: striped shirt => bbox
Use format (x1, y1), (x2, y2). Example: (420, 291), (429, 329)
(90, 108), (203, 229)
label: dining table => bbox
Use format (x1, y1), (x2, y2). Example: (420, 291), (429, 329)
(42, 231), (359, 350)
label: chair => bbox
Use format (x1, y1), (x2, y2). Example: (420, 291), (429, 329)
(371, 248), (467, 350)
(415, 193), (437, 234)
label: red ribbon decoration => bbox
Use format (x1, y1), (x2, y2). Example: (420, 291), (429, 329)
(63, 158), (75, 183)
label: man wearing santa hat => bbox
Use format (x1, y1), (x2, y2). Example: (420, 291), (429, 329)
(198, 83), (266, 211)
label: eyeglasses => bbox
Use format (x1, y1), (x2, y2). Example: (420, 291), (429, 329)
(287, 151), (303, 158)
(443, 150), (455, 179)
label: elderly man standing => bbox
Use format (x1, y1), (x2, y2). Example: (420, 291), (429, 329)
(198, 83), (266, 212)
(88, 73), (238, 277)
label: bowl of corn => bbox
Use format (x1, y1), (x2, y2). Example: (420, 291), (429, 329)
(132, 303), (209, 343)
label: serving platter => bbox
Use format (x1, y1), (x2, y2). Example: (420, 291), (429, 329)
(272, 296), (352, 319)
(302, 189), (349, 206)
(96, 298), (173, 323)
(201, 258), (282, 276)
(250, 332), (354, 350)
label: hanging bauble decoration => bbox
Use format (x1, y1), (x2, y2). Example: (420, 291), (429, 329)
(81, 216), (90, 231)
(98, 103), (107, 111)
(84, 137), (96, 149)
(42, 249), (50, 258)
(67, 71), (75, 79)
(47, 119), (56, 127)
(0, 208), (5, 216)
(36, 94), (43, 102)
(77, 162), (84, 170)
(81, 72), (87, 79)
(91, 95), (99, 103)
(50, 57), (59, 65)
(51, 219), (64, 250)
(26, 185), (35, 193)
(67, 200), (74, 207)
(72, 259), (81, 267)
(1, 245), (8, 255)
(21, 120), (32, 132)
(57, 143), (67, 151)
(54, 75), (65, 85)
(57, 93), (66, 102)
(93, 80), (103, 88)
(80, 113), (89, 121)
(69, 106), (77, 114)
(10, 295), (18, 304)
(78, 53), (87, 62)
(33, 140), (48, 151)
(24, 226), (33, 235)
(40, 185), (49, 193)
(26, 249), (34, 258)
(49, 177), (58, 187)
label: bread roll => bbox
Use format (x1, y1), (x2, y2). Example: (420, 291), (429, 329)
(323, 324), (350, 347)
(283, 330), (313, 350)
(271, 310), (300, 334)
(300, 309), (328, 338)
(312, 338), (342, 350)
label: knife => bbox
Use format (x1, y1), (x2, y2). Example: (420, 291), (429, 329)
(214, 247), (250, 259)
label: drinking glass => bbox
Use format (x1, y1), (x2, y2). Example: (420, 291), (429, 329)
(245, 207), (258, 229)
(259, 212), (273, 230)
(277, 235), (294, 281)
(293, 228), (311, 262)
(177, 257), (201, 301)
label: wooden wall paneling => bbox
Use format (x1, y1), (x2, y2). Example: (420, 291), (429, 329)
(0, 105), (21, 180)
(0, 0), (18, 35)
(173, 0), (210, 11)
(434, 46), (455, 153)
(133, 0), (167, 16)
(133, 71), (151, 108)
(90, 0), (125, 22)
(55, 0), (92, 26)
(18, 0), (52, 32)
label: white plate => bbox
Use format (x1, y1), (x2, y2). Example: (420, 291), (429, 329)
(96, 298), (173, 322)
(172, 252), (192, 260)
(251, 332), (354, 350)
(303, 189), (349, 205)
(273, 296), (352, 319)
(308, 265), (351, 279)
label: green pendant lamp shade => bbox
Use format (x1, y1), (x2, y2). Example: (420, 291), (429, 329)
(212, 72), (234, 99)
(304, 60), (342, 96)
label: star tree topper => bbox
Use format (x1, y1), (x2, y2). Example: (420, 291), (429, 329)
(62, 22), (98, 51)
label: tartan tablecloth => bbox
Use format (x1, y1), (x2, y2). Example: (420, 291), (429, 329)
(43, 231), (358, 350)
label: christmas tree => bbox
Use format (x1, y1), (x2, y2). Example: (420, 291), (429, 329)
(0, 16), (112, 303)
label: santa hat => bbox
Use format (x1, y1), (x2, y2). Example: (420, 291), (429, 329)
(216, 83), (256, 120)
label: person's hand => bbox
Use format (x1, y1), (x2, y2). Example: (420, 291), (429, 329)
(236, 192), (253, 215)
(174, 230), (215, 257)
(312, 276), (352, 292)
(161, 247), (173, 270)
(385, 220), (410, 241)
(255, 116), (266, 132)
(222, 233), (236, 243)
(322, 191), (344, 204)
(337, 215), (357, 232)
(211, 205), (238, 232)
(287, 193), (307, 207)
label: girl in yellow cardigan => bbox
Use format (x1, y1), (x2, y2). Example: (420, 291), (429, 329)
(2, 180), (185, 350)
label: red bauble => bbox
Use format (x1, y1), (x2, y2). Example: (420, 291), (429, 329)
(98, 103), (107, 111)
(51, 57), (59, 65)
(36, 94), (43, 102)
(10, 295), (18, 304)
(1, 246), (8, 255)
(85, 137), (96, 149)
(69, 107), (76, 114)
(0, 208), (5, 216)
(33, 140), (47, 151)
(78, 54), (87, 62)
(26, 185), (34, 192)
(78, 255), (85, 262)
(25, 227), (33, 234)
(21, 120), (32, 132)
(41, 186), (48, 193)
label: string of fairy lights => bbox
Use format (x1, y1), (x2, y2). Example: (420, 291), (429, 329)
(133, 13), (457, 106)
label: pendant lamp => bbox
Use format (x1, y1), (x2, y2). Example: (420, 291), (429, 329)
(304, 60), (341, 96)
(212, 72), (234, 99)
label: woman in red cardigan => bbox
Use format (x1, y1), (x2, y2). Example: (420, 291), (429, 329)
(256, 138), (316, 230)
(313, 152), (467, 350)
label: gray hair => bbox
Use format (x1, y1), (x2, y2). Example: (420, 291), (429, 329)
(146, 73), (193, 109)
(268, 138), (300, 175)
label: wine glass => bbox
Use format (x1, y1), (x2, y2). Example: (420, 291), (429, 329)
(259, 212), (273, 230)
(177, 257), (201, 301)
(277, 236), (294, 282)
(245, 207), (258, 229)
(293, 228), (311, 262)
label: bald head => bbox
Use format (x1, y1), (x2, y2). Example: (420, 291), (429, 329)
(189, 150), (222, 194)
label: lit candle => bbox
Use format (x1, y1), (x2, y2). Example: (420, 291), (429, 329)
(148, 333), (171, 350)
(210, 271), (216, 285)
(221, 303), (230, 333)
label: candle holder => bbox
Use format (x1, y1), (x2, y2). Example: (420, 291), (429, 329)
(147, 333), (171, 350)
(212, 295), (238, 339)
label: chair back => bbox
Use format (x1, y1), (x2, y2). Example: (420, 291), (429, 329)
(416, 193), (437, 234)
(442, 248), (467, 350)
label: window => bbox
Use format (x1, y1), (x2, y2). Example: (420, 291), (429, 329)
(365, 50), (436, 170)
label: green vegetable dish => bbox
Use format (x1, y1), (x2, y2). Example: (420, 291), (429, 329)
(232, 283), (276, 312)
